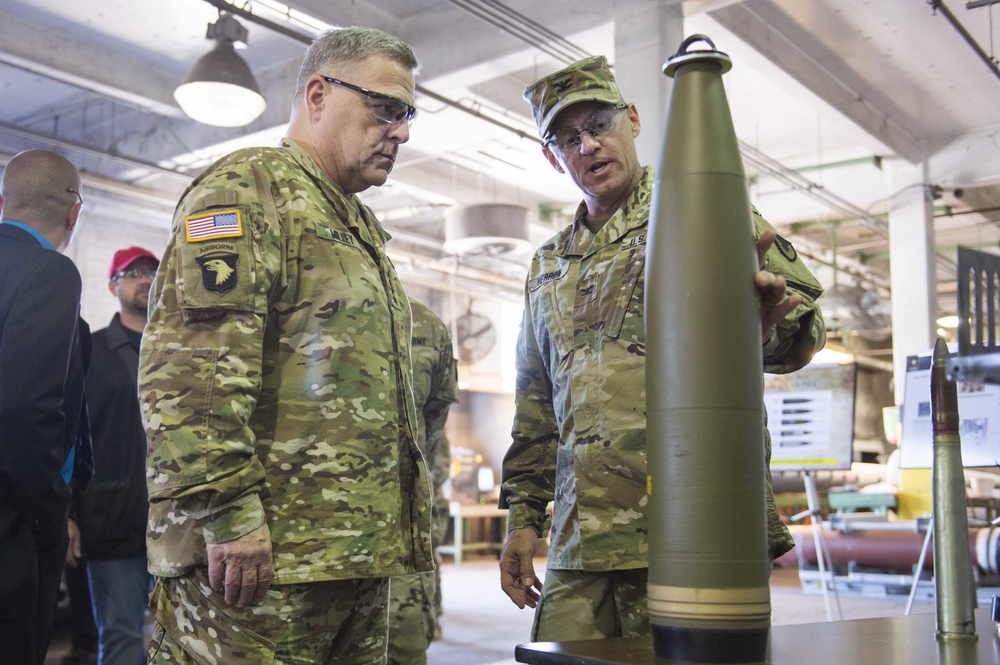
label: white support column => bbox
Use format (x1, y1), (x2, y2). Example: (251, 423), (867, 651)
(888, 159), (936, 405)
(613, 3), (683, 169)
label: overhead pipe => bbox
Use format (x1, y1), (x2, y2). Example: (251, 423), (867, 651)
(928, 0), (1000, 84)
(0, 120), (192, 186)
(200, 0), (541, 144)
(444, 0), (590, 65)
(741, 140), (888, 235)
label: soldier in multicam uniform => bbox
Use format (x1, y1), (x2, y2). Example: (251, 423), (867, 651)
(139, 27), (432, 664)
(498, 56), (826, 641)
(387, 299), (458, 665)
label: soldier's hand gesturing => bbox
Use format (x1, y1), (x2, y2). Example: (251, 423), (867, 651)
(207, 522), (273, 608)
(500, 527), (543, 609)
(755, 229), (801, 338)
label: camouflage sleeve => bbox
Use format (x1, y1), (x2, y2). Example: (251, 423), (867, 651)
(140, 165), (280, 549)
(499, 297), (556, 537)
(424, 327), (458, 491)
(429, 432), (452, 494)
(764, 428), (794, 559)
(753, 209), (827, 374)
(751, 210), (815, 558)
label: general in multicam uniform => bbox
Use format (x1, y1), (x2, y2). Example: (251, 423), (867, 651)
(498, 55), (826, 641)
(387, 299), (459, 665)
(138, 28), (432, 664)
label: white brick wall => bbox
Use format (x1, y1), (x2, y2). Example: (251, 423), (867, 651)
(64, 193), (171, 330)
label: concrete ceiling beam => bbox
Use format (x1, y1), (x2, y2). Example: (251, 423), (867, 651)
(0, 9), (185, 119)
(708, 0), (923, 164)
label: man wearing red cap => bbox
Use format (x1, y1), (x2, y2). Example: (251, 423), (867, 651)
(70, 246), (158, 665)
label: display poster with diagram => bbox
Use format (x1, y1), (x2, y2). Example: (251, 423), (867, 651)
(899, 351), (1000, 468)
(764, 363), (857, 471)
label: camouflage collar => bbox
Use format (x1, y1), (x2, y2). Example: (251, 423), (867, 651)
(280, 137), (392, 247)
(555, 166), (653, 258)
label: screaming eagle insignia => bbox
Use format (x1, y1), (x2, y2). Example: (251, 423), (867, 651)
(196, 252), (239, 294)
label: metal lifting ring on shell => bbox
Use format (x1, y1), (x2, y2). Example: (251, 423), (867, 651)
(662, 33), (733, 77)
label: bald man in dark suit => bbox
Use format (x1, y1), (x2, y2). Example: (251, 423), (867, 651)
(0, 149), (89, 665)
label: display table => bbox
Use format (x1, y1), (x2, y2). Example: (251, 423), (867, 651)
(436, 501), (508, 566)
(515, 608), (998, 664)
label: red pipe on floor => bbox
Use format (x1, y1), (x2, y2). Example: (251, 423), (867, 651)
(774, 524), (997, 572)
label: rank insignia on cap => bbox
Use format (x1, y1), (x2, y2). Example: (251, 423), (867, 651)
(196, 252), (239, 293)
(185, 209), (243, 242)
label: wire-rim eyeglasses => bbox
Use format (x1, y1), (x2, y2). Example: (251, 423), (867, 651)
(543, 103), (628, 153)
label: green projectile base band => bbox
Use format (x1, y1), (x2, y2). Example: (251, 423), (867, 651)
(652, 624), (769, 663)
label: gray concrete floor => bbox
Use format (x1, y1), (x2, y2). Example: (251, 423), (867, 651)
(426, 557), (936, 665)
(44, 558), (937, 665)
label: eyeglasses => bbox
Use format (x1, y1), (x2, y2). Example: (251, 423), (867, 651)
(112, 268), (157, 282)
(66, 187), (83, 207)
(321, 76), (416, 126)
(543, 103), (629, 153)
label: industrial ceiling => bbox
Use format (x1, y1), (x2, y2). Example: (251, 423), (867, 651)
(2, 0), (1000, 369)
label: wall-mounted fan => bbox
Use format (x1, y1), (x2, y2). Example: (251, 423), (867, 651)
(455, 306), (496, 365)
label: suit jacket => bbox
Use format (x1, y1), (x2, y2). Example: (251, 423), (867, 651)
(0, 223), (89, 615)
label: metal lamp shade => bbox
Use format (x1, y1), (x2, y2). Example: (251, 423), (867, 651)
(174, 42), (266, 127)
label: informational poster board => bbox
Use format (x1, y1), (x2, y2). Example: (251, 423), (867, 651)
(899, 351), (1000, 469)
(764, 363), (857, 471)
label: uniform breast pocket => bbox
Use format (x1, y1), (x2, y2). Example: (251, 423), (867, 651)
(293, 223), (380, 307)
(604, 248), (645, 342)
(527, 266), (574, 366)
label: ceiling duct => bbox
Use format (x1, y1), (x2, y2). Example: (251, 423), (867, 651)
(443, 203), (534, 256)
(821, 283), (892, 342)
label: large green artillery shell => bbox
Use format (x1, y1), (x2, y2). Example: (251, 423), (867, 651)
(931, 337), (977, 641)
(645, 34), (770, 662)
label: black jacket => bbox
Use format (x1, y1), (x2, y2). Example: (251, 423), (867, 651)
(77, 313), (148, 560)
(0, 223), (90, 613)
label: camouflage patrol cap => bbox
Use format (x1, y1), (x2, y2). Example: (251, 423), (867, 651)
(523, 55), (625, 139)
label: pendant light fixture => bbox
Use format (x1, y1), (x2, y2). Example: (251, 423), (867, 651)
(174, 12), (267, 127)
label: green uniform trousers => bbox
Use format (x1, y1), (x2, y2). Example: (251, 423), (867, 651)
(146, 568), (389, 665)
(386, 571), (436, 665)
(531, 568), (649, 641)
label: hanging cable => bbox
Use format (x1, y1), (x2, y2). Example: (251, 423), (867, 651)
(739, 140), (889, 235)
(482, 0), (590, 59)
(445, 0), (590, 64)
(197, 0), (542, 145)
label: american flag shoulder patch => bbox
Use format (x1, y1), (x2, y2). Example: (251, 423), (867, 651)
(184, 209), (244, 242)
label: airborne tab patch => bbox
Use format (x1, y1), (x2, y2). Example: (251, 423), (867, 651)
(185, 209), (244, 242)
(196, 252), (239, 293)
